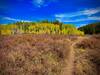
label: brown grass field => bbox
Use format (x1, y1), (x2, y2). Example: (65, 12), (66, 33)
(0, 34), (100, 75)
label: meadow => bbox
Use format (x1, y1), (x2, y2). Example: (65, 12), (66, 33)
(0, 34), (100, 75)
(0, 21), (100, 75)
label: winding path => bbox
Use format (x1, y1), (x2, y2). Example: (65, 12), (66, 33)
(63, 36), (88, 75)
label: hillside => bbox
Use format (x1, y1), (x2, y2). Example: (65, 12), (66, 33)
(0, 34), (100, 75)
(0, 22), (84, 35)
(78, 22), (100, 34)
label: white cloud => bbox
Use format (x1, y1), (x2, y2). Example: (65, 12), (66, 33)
(55, 7), (100, 23)
(32, 0), (57, 7)
(2, 17), (32, 22)
(3, 17), (20, 21)
(55, 7), (100, 18)
(77, 24), (87, 28)
(88, 16), (100, 20)
(83, 8), (100, 16)
(55, 13), (80, 18)
(56, 16), (100, 23)
(33, 0), (44, 7)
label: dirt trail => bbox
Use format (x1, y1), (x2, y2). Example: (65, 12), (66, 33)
(63, 36), (88, 75)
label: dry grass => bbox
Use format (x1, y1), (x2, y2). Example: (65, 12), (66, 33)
(0, 34), (72, 75)
(74, 35), (100, 75)
(0, 34), (100, 75)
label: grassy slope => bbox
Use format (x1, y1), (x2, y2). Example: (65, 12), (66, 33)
(0, 34), (72, 75)
(74, 35), (100, 75)
(0, 34), (100, 75)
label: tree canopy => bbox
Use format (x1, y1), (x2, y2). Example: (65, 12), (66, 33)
(78, 22), (100, 34)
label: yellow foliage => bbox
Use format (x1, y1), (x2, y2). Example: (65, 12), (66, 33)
(0, 23), (84, 35)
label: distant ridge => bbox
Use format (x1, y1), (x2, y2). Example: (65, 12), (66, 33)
(78, 22), (100, 34)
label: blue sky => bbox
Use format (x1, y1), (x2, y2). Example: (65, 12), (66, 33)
(0, 0), (100, 27)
